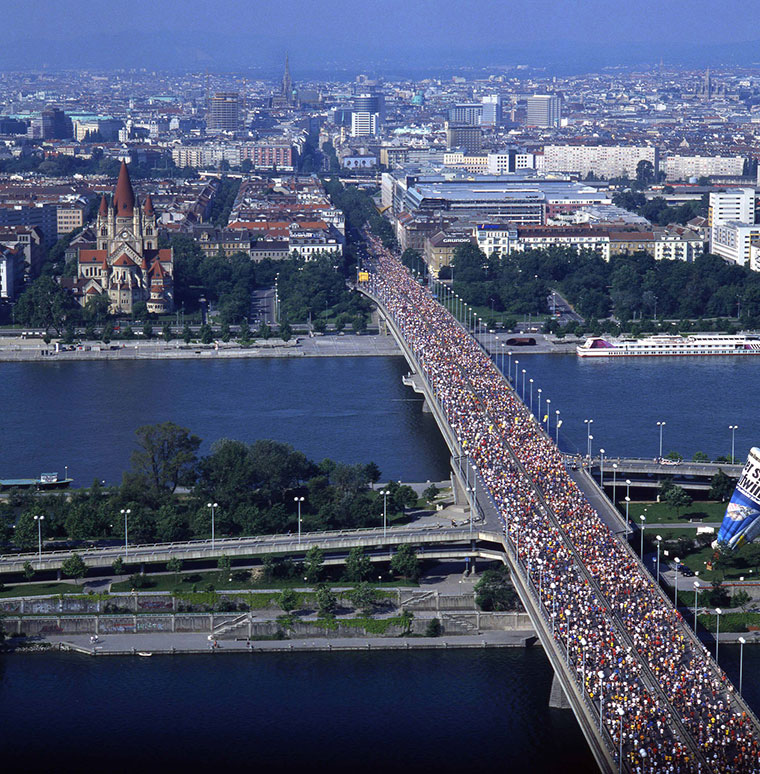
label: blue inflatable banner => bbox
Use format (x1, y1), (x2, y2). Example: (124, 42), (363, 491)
(717, 447), (760, 550)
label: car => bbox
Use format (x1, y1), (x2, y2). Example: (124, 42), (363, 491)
(680, 567), (695, 577)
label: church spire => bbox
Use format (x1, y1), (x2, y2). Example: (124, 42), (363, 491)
(282, 53), (292, 100)
(113, 160), (135, 217)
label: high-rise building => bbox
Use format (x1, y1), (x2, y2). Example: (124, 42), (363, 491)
(448, 103), (483, 126)
(480, 95), (502, 128)
(445, 122), (482, 153)
(207, 92), (240, 133)
(28, 107), (73, 139)
(709, 189), (755, 228)
(526, 95), (562, 128)
(351, 111), (378, 137)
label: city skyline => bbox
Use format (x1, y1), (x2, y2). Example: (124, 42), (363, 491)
(4, 0), (760, 72)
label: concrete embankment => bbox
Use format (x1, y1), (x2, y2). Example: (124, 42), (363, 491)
(0, 334), (403, 361)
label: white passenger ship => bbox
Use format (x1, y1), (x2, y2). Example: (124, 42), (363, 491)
(577, 334), (760, 357)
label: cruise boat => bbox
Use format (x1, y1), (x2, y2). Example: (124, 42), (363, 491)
(577, 333), (760, 358)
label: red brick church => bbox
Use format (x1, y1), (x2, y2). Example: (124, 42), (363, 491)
(76, 161), (173, 314)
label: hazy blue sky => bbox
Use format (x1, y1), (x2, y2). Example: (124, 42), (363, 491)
(4, 0), (760, 73)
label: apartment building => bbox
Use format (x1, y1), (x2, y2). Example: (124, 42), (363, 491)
(543, 145), (658, 179)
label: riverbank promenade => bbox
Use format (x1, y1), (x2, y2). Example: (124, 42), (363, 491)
(360, 231), (760, 774)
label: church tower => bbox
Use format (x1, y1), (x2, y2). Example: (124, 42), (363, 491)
(282, 53), (292, 103)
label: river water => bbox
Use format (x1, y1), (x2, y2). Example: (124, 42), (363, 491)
(2, 350), (760, 768)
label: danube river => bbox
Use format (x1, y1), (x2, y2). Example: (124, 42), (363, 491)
(3, 352), (760, 485)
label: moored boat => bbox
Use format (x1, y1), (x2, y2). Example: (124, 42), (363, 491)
(577, 333), (760, 357)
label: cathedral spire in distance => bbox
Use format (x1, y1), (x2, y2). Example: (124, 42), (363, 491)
(282, 53), (292, 100)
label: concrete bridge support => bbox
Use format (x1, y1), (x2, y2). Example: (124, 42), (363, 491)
(549, 671), (572, 710)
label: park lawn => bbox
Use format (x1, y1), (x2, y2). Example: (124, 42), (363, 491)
(0, 581), (79, 598)
(627, 500), (726, 526)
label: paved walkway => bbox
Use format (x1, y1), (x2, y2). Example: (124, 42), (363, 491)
(47, 629), (534, 656)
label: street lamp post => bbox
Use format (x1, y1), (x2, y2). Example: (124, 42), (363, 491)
(380, 489), (390, 540)
(612, 464), (618, 505)
(715, 607), (722, 665)
(555, 410), (561, 445)
(294, 496), (305, 546)
(514, 359), (519, 385)
(598, 672), (605, 733)
(673, 557), (680, 606)
(545, 399), (551, 431)
(693, 581), (701, 633)
(599, 448), (605, 487)
(537, 388), (542, 419)
(34, 515), (44, 560)
(655, 535), (662, 583)
(625, 496), (630, 533)
(639, 514), (646, 559)
(508, 351), (513, 379)
(529, 378), (534, 412)
(739, 636), (746, 695)
(584, 419), (594, 459)
(618, 708), (625, 773)
(730, 425), (739, 463)
(521, 368), (526, 400)
(657, 421), (666, 460)
(121, 508), (131, 558)
(206, 502), (218, 549)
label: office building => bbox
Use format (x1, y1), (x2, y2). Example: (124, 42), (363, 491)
(351, 111), (379, 137)
(481, 95), (502, 128)
(445, 123), (482, 153)
(526, 95), (561, 128)
(448, 103), (483, 126)
(709, 188), (755, 228)
(207, 92), (240, 133)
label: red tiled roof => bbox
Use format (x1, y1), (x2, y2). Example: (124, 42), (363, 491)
(79, 249), (108, 263)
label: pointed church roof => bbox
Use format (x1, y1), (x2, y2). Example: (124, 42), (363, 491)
(99, 194), (109, 216)
(143, 194), (155, 216)
(113, 161), (135, 217)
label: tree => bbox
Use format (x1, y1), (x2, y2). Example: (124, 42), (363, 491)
(217, 555), (232, 579)
(315, 583), (338, 617)
(167, 557), (182, 585)
(693, 451), (710, 462)
(277, 588), (299, 614)
(732, 589), (752, 611)
(636, 159), (655, 187)
(182, 324), (193, 344)
(663, 485), (692, 513)
(13, 512), (37, 551)
(425, 617), (443, 637)
(279, 322), (292, 342)
(364, 462), (381, 489)
(199, 324), (213, 344)
(708, 578), (731, 608)
(128, 422), (201, 496)
(111, 557), (125, 575)
(23, 561), (35, 581)
(162, 323), (173, 342)
(61, 553), (87, 582)
(304, 545), (324, 583)
(344, 546), (373, 582)
(710, 469), (735, 502)
(475, 566), (518, 611)
(390, 544), (420, 580)
(142, 323), (154, 339)
(347, 582), (376, 615)
(423, 484), (439, 502)
(13, 276), (79, 334)
(398, 609), (414, 634)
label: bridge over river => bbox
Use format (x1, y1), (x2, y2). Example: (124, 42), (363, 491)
(356, 231), (760, 773)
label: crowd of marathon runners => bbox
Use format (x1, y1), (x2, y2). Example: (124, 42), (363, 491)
(364, 233), (760, 774)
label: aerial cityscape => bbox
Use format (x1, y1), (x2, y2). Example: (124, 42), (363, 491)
(4, 1), (760, 772)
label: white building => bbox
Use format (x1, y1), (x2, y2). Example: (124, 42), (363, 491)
(664, 154), (744, 181)
(351, 112), (379, 137)
(543, 145), (657, 179)
(709, 188), (755, 228)
(710, 221), (760, 266)
(526, 95), (561, 128)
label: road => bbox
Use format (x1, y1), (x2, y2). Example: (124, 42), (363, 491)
(251, 288), (276, 324)
(548, 289), (584, 324)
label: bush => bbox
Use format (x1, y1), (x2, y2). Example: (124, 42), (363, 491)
(425, 617), (443, 637)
